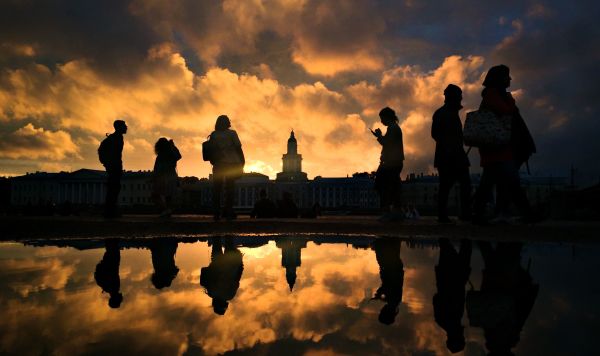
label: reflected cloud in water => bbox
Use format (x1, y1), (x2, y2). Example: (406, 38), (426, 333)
(0, 236), (598, 355)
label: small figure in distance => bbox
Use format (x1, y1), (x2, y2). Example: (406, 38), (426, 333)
(472, 65), (538, 225)
(250, 189), (276, 218)
(98, 119), (127, 218)
(277, 191), (299, 218)
(152, 137), (182, 218)
(209, 115), (245, 221)
(371, 107), (405, 222)
(94, 239), (123, 308)
(432, 84), (472, 224)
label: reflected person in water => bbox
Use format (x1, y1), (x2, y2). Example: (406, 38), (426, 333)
(94, 239), (123, 308)
(371, 237), (404, 325)
(150, 239), (179, 289)
(467, 242), (539, 356)
(433, 238), (472, 353)
(200, 238), (244, 315)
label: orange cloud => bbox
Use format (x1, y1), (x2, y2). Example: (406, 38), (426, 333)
(0, 123), (79, 160)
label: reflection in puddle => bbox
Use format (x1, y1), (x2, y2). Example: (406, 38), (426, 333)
(0, 237), (598, 355)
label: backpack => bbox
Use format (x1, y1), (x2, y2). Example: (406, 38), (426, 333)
(202, 135), (216, 163)
(98, 134), (112, 166)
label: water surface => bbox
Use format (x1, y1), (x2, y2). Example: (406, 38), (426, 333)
(0, 236), (598, 355)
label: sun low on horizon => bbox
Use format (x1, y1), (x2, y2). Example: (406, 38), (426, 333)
(0, 0), (598, 182)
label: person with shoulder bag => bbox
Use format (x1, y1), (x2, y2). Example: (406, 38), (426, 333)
(208, 115), (245, 221)
(471, 65), (538, 224)
(98, 120), (127, 218)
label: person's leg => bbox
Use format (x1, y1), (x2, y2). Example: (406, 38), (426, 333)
(224, 170), (236, 219)
(212, 167), (223, 220)
(437, 166), (454, 221)
(501, 161), (533, 218)
(391, 165), (403, 211)
(376, 166), (391, 212)
(473, 164), (497, 222)
(458, 166), (472, 220)
(105, 167), (121, 217)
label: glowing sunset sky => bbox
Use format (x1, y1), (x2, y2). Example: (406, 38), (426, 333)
(0, 0), (598, 181)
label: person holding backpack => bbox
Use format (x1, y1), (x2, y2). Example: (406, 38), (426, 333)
(98, 120), (127, 218)
(472, 65), (537, 224)
(208, 115), (245, 221)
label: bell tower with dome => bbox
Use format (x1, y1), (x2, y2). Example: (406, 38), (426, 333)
(276, 130), (308, 182)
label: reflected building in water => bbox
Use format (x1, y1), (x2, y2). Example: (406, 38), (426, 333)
(276, 238), (307, 291)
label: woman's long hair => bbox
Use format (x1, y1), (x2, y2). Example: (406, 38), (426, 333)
(482, 65), (510, 89)
(379, 107), (399, 125)
(215, 115), (231, 131)
(154, 137), (170, 155)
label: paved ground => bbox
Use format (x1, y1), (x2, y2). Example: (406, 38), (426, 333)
(1, 215), (599, 242)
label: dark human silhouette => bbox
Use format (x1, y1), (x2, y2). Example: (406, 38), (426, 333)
(276, 238), (307, 291)
(152, 138), (182, 218)
(250, 189), (276, 218)
(371, 237), (404, 325)
(150, 239), (179, 289)
(432, 85), (472, 223)
(94, 239), (123, 308)
(372, 107), (404, 222)
(467, 242), (539, 356)
(433, 238), (472, 353)
(200, 239), (244, 315)
(209, 115), (245, 221)
(472, 65), (537, 224)
(276, 191), (299, 218)
(98, 119), (127, 218)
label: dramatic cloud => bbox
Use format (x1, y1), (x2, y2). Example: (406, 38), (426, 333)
(0, 124), (78, 160)
(0, 0), (598, 183)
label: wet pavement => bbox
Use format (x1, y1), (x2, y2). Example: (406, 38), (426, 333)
(1, 235), (599, 355)
(2, 215), (599, 242)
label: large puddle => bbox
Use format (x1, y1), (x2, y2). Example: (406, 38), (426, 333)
(0, 236), (598, 355)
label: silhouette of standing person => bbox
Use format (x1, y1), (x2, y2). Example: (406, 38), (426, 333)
(432, 85), (472, 223)
(433, 238), (472, 353)
(209, 115), (245, 221)
(98, 120), (127, 218)
(152, 138), (182, 218)
(150, 239), (179, 289)
(371, 237), (404, 325)
(372, 107), (404, 221)
(472, 65), (537, 224)
(200, 238), (244, 315)
(94, 239), (123, 308)
(467, 242), (539, 356)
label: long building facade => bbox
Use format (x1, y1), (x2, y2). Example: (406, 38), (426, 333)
(6, 131), (567, 214)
